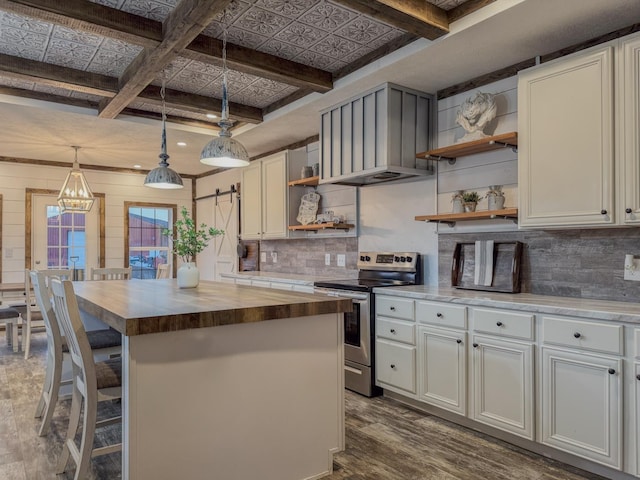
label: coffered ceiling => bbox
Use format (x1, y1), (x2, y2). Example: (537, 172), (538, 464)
(0, 0), (639, 177)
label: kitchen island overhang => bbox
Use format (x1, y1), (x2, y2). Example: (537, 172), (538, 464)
(73, 279), (351, 480)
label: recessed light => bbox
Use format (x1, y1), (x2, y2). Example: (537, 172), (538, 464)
(133, 164), (142, 169)
(177, 142), (187, 147)
(206, 113), (217, 119)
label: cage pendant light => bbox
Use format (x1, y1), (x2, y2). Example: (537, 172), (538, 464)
(200, 16), (249, 168)
(144, 79), (184, 189)
(57, 146), (95, 213)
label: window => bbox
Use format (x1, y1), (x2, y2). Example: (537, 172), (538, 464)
(125, 203), (176, 280)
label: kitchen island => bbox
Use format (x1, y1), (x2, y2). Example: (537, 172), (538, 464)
(73, 279), (351, 480)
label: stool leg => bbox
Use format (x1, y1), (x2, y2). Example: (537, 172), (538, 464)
(23, 315), (31, 359)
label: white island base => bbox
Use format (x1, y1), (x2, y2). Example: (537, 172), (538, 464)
(122, 313), (344, 480)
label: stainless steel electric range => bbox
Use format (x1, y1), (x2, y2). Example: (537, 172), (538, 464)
(314, 252), (421, 397)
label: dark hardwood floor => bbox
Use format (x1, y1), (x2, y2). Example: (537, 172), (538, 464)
(0, 331), (606, 480)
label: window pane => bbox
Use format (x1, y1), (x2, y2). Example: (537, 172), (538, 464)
(127, 205), (173, 280)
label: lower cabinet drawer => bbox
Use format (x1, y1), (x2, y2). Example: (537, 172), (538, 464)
(251, 280), (271, 288)
(473, 308), (534, 341)
(542, 316), (623, 355)
(376, 339), (416, 394)
(269, 282), (293, 291)
(376, 296), (414, 320)
(376, 317), (415, 345)
(416, 301), (467, 329)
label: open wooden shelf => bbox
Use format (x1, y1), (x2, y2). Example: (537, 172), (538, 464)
(288, 222), (354, 231)
(415, 208), (518, 226)
(416, 132), (518, 161)
(288, 176), (319, 187)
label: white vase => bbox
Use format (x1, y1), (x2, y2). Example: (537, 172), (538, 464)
(177, 262), (199, 288)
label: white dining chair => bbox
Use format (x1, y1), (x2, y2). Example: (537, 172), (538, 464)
(90, 267), (132, 280)
(156, 263), (170, 279)
(0, 306), (20, 352)
(50, 278), (122, 480)
(30, 270), (122, 437)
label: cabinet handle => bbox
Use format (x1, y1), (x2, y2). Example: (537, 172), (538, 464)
(436, 312), (443, 318)
(390, 364), (396, 369)
(626, 208), (633, 214)
(608, 368), (616, 375)
(600, 209), (607, 215)
(456, 339), (462, 344)
(472, 343), (478, 348)
(390, 329), (396, 334)
(390, 306), (396, 311)
(496, 321), (503, 327)
(573, 332), (581, 338)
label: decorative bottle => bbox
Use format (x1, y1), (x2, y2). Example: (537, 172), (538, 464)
(487, 185), (505, 210)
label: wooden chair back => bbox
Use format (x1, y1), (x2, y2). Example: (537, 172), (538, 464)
(90, 267), (132, 281)
(156, 263), (170, 279)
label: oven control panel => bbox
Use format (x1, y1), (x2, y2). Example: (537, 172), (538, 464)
(357, 252), (419, 272)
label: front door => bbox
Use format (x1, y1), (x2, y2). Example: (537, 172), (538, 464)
(32, 194), (99, 276)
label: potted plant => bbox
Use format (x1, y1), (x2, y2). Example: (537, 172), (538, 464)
(162, 206), (224, 288)
(462, 191), (482, 212)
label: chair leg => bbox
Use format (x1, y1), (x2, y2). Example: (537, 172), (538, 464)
(74, 392), (97, 480)
(34, 351), (52, 418)
(36, 351), (63, 436)
(4, 320), (12, 346)
(57, 382), (82, 474)
(12, 320), (19, 353)
(23, 316), (31, 359)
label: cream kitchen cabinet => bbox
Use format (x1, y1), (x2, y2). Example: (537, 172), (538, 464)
(240, 150), (306, 240)
(635, 362), (640, 476)
(518, 31), (640, 228)
(541, 315), (624, 470)
(470, 308), (535, 440)
(415, 300), (467, 415)
(375, 295), (417, 396)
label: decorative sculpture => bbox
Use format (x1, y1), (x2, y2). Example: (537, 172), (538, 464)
(455, 92), (497, 143)
(296, 191), (321, 225)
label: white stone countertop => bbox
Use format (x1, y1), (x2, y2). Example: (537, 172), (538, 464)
(372, 285), (640, 324)
(220, 271), (354, 285)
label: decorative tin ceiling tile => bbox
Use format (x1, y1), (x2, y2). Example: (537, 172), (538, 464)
(118, 0), (173, 22)
(299, 2), (357, 31)
(431, 0), (469, 10)
(293, 50), (336, 70)
(254, 0), (316, 18)
(52, 25), (103, 46)
(0, 11), (51, 34)
(45, 38), (96, 70)
(225, 25), (270, 49)
(236, 6), (291, 36)
(257, 38), (305, 60)
(335, 17), (394, 44)
(207, 0), (252, 27)
(87, 0), (125, 7)
(0, 25), (49, 51)
(273, 22), (325, 48)
(310, 35), (359, 58)
(0, 42), (44, 61)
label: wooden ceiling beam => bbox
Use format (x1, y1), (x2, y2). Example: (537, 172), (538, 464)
(139, 85), (262, 124)
(98, 0), (232, 119)
(0, 53), (261, 123)
(332, 0), (449, 40)
(0, 0), (333, 93)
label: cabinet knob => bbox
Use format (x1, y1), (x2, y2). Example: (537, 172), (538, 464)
(636, 374), (640, 381)
(390, 329), (396, 334)
(390, 306), (396, 311)
(472, 343), (478, 348)
(390, 364), (396, 369)
(436, 312), (443, 318)
(456, 339), (462, 344)
(496, 321), (503, 327)
(608, 368), (616, 375)
(573, 332), (581, 338)
(600, 209), (607, 215)
(626, 208), (633, 214)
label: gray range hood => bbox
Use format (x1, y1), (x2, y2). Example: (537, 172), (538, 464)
(319, 83), (435, 187)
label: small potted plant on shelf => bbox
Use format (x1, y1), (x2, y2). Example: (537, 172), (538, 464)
(162, 206), (224, 288)
(462, 191), (482, 212)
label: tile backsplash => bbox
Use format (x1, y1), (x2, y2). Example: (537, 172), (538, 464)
(260, 237), (358, 278)
(439, 228), (640, 303)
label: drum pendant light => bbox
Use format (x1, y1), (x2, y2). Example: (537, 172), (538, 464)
(144, 79), (184, 189)
(57, 146), (95, 213)
(200, 11), (249, 168)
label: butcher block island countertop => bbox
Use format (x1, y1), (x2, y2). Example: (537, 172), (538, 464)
(73, 278), (352, 335)
(73, 278), (349, 480)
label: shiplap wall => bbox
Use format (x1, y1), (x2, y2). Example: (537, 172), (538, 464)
(0, 162), (192, 283)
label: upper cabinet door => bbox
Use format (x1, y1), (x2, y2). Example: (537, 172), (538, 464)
(261, 153), (288, 239)
(518, 45), (615, 228)
(620, 33), (640, 224)
(240, 162), (262, 240)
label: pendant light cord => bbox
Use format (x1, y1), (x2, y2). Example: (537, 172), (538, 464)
(221, 17), (229, 123)
(159, 76), (169, 165)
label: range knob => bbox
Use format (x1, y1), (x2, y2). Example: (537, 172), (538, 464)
(365, 255), (371, 261)
(360, 255), (365, 261)
(400, 256), (406, 262)
(394, 256), (400, 262)
(406, 256), (413, 263)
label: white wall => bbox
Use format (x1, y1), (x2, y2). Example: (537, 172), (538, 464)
(0, 162), (193, 283)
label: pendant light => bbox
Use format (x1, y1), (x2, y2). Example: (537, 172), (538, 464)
(57, 146), (95, 213)
(200, 9), (249, 168)
(144, 79), (184, 189)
